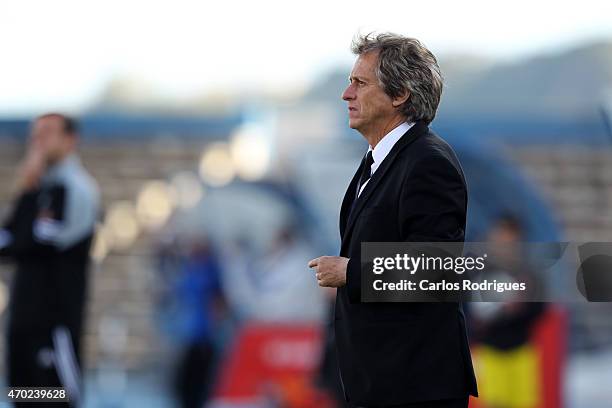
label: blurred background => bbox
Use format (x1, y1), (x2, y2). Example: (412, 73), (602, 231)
(1, 1), (612, 407)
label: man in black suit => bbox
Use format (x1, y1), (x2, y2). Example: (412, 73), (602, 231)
(308, 33), (478, 408)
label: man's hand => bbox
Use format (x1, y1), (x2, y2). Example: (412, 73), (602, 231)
(14, 148), (46, 193)
(308, 256), (349, 287)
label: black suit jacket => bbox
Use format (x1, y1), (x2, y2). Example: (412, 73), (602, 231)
(334, 121), (478, 406)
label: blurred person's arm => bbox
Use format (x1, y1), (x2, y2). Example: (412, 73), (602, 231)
(0, 148), (46, 258)
(1, 166), (98, 259)
(0, 186), (65, 258)
(13, 147), (46, 194)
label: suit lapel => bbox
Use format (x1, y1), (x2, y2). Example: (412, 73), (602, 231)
(341, 121), (429, 246)
(339, 155), (365, 238)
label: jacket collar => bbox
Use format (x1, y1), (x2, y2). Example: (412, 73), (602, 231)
(340, 120), (429, 245)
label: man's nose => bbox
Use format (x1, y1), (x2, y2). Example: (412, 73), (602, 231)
(342, 84), (355, 101)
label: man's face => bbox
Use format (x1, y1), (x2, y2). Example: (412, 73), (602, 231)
(487, 223), (521, 244)
(30, 116), (74, 164)
(486, 222), (523, 266)
(342, 51), (396, 134)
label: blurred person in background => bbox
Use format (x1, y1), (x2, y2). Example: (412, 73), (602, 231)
(0, 113), (100, 407)
(309, 33), (477, 408)
(156, 236), (228, 408)
(468, 215), (546, 408)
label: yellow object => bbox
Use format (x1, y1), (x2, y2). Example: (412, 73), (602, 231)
(474, 344), (541, 408)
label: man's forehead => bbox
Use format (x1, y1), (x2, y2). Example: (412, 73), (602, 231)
(351, 51), (378, 78)
(34, 116), (63, 129)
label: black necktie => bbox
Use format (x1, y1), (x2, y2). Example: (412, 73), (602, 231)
(355, 150), (374, 199)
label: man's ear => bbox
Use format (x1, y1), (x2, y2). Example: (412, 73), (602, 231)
(392, 91), (410, 108)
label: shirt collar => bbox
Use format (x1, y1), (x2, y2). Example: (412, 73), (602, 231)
(368, 121), (414, 174)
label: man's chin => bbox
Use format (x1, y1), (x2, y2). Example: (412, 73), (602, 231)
(348, 119), (360, 130)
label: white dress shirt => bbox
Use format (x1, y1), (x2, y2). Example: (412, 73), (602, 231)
(358, 121), (415, 197)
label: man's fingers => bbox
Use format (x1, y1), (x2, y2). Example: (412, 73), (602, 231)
(308, 258), (319, 268)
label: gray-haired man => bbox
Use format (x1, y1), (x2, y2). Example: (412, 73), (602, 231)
(309, 33), (478, 407)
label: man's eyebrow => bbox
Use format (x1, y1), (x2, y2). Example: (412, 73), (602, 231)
(349, 75), (368, 82)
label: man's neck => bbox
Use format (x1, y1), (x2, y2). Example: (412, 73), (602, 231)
(362, 116), (406, 149)
(45, 151), (74, 170)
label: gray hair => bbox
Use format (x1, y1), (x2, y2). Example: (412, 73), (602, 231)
(351, 32), (443, 124)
